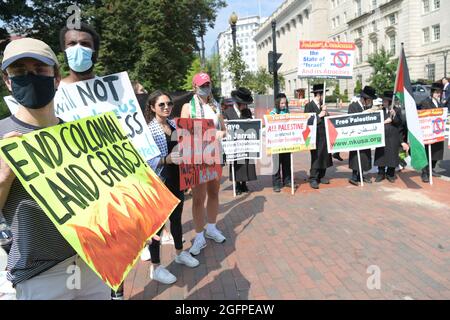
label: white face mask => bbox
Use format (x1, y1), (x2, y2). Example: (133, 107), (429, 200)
(197, 86), (211, 97)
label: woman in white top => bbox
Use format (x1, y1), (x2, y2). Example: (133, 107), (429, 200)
(180, 72), (227, 256)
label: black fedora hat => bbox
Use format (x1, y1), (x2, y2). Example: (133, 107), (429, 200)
(382, 90), (394, 101)
(360, 86), (377, 100)
(231, 87), (254, 104)
(431, 81), (444, 92)
(311, 83), (329, 93)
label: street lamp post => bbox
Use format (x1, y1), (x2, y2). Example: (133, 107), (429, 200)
(229, 12), (238, 51)
(229, 12), (238, 88)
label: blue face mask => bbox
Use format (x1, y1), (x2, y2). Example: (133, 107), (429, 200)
(65, 44), (94, 73)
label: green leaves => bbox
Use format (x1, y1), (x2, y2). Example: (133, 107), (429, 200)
(224, 46), (248, 89)
(0, 0), (225, 92)
(368, 47), (399, 95)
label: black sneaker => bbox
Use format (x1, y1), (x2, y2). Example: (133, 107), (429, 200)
(363, 176), (372, 184)
(387, 176), (395, 183)
(320, 178), (330, 184)
(241, 183), (249, 193)
(375, 174), (385, 183)
(348, 179), (359, 186)
(421, 174), (430, 183)
(310, 180), (319, 189)
(333, 153), (344, 161)
(273, 185), (281, 193)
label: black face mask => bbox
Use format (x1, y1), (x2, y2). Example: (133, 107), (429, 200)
(10, 74), (56, 109)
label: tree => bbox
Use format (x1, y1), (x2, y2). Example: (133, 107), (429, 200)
(368, 47), (398, 94)
(223, 45), (247, 88)
(354, 79), (362, 96)
(0, 0), (226, 92)
(0, 1), (95, 52)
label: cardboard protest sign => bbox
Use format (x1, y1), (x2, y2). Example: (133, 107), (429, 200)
(298, 41), (355, 79)
(176, 118), (222, 190)
(417, 108), (448, 145)
(263, 113), (317, 155)
(222, 119), (262, 161)
(0, 112), (179, 291)
(325, 111), (385, 153)
(3, 95), (19, 115)
(4, 72), (160, 161)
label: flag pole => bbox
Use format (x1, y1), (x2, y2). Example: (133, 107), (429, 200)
(357, 150), (364, 187)
(391, 43), (404, 111)
(232, 161), (237, 196)
(290, 153), (295, 195)
(428, 145), (433, 186)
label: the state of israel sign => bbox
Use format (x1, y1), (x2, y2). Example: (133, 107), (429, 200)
(298, 41), (356, 79)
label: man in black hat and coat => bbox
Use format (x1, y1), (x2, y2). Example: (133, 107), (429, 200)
(374, 91), (404, 182)
(224, 87), (257, 195)
(304, 84), (333, 189)
(348, 86), (377, 185)
(418, 82), (445, 182)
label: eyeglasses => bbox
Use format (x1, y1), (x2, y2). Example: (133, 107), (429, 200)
(157, 101), (174, 108)
(7, 65), (54, 78)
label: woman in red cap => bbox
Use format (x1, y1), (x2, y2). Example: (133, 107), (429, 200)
(180, 73), (227, 256)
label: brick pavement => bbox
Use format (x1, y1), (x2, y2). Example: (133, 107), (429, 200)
(123, 146), (450, 300)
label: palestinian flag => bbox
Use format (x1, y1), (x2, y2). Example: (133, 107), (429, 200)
(394, 46), (428, 171)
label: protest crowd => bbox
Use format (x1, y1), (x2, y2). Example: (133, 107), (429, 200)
(0, 20), (449, 301)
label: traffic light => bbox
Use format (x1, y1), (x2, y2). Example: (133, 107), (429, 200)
(268, 51), (282, 74)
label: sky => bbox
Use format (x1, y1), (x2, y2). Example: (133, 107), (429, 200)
(204, 0), (284, 56)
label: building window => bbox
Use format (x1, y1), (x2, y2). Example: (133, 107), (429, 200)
(344, 12), (347, 22)
(433, 0), (440, 9)
(389, 34), (396, 55)
(356, 27), (363, 38)
(331, 0), (336, 8)
(336, 16), (340, 26)
(432, 24), (440, 41)
(423, 0), (430, 13)
(427, 63), (435, 81)
(372, 0), (377, 9)
(371, 40), (378, 54)
(332, 18), (336, 29)
(423, 27), (430, 43)
(357, 44), (363, 64)
(388, 14), (396, 26)
(355, 0), (362, 16)
(372, 21), (377, 32)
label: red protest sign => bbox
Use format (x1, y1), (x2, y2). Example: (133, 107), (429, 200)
(176, 118), (222, 190)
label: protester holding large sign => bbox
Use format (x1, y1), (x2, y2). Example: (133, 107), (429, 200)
(347, 86), (378, 185)
(304, 84), (333, 189)
(143, 90), (200, 285)
(269, 94), (292, 193)
(223, 88), (258, 195)
(180, 72), (227, 257)
(0, 38), (109, 299)
(373, 91), (404, 183)
(418, 82), (447, 182)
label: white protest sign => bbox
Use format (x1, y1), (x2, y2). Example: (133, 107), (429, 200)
(298, 41), (355, 79)
(4, 72), (160, 160)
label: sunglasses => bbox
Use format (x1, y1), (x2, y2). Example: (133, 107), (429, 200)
(157, 101), (174, 108)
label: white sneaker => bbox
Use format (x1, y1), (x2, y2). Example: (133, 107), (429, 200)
(205, 227), (226, 243)
(189, 235), (207, 256)
(161, 233), (174, 245)
(140, 245), (151, 261)
(150, 265), (176, 284)
(175, 251), (200, 268)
